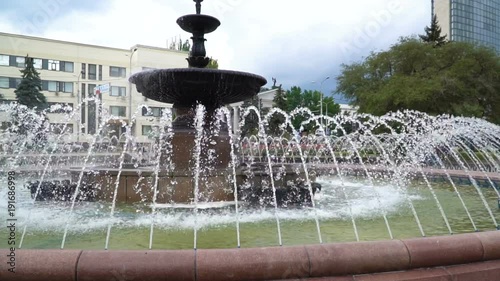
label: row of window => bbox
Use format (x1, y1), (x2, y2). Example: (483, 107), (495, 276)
(80, 64), (126, 80)
(141, 107), (164, 117)
(451, 0), (500, 12)
(0, 100), (74, 114)
(109, 106), (165, 117)
(47, 102), (74, 113)
(0, 54), (127, 79)
(451, 19), (498, 33)
(0, 77), (128, 96)
(2, 121), (160, 137)
(0, 55), (74, 72)
(451, 13), (498, 28)
(0, 122), (74, 133)
(0, 77), (75, 93)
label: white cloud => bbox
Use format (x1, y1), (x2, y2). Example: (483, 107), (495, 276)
(0, 0), (431, 90)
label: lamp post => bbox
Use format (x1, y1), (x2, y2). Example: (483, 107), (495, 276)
(128, 48), (138, 136)
(76, 70), (83, 142)
(323, 100), (335, 126)
(319, 77), (329, 120)
(311, 76), (330, 125)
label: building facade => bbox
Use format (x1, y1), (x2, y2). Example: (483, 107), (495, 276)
(0, 32), (187, 142)
(433, 0), (500, 52)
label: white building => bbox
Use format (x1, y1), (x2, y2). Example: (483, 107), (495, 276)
(0, 32), (187, 143)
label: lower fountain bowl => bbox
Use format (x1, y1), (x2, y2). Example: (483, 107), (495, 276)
(129, 68), (267, 110)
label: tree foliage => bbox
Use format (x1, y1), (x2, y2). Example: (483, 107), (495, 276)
(15, 56), (47, 110)
(11, 56), (49, 149)
(419, 15), (447, 46)
(239, 80), (341, 136)
(267, 78), (287, 135)
(168, 37), (191, 52)
(240, 95), (263, 137)
(336, 37), (500, 124)
(286, 86), (340, 131)
(207, 57), (219, 69)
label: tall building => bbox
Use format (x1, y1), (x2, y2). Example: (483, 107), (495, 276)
(433, 0), (500, 52)
(0, 32), (188, 142)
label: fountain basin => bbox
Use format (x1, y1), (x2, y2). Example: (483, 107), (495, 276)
(177, 14), (221, 34)
(1, 231), (499, 281)
(129, 68), (267, 110)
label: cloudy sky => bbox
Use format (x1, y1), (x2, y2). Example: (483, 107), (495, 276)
(0, 0), (431, 103)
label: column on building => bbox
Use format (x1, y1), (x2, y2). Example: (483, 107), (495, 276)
(229, 102), (243, 135)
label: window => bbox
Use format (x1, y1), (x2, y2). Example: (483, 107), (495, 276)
(50, 123), (73, 134)
(42, 81), (74, 93)
(0, 55), (9, 66)
(10, 56), (25, 67)
(33, 58), (42, 69)
(1, 122), (12, 130)
(110, 66), (126, 77)
(48, 102), (74, 113)
(47, 81), (57, 92)
(142, 107), (163, 117)
(0, 77), (8, 88)
(81, 63), (86, 79)
(98, 65), (102, 81)
(61, 61), (74, 72)
(142, 125), (152, 135)
(88, 64), (96, 80)
(110, 86), (126, 97)
(48, 59), (60, 71)
(88, 84), (96, 96)
(110, 106), (126, 117)
(9, 78), (21, 88)
(59, 82), (73, 93)
(142, 125), (159, 137)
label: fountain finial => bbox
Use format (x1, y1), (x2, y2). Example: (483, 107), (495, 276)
(194, 0), (203, 14)
(177, 0), (219, 68)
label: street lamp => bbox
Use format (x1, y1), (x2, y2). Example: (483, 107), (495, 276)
(76, 70), (84, 142)
(323, 100), (335, 126)
(128, 48), (138, 136)
(311, 76), (330, 125)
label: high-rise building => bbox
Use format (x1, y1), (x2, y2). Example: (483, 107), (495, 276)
(433, 0), (500, 52)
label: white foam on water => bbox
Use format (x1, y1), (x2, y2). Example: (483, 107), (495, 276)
(0, 176), (422, 233)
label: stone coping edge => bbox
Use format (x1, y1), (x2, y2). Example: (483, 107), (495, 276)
(0, 231), (498, 281)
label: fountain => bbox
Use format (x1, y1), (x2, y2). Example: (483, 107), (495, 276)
(1, 1), (500, 280)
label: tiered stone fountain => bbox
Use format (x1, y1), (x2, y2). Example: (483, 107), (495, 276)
(128, 0), (266, 203)
(68, 0), (319, 206)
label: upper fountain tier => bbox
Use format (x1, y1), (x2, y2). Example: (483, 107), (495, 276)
(129, 0), (266, 111)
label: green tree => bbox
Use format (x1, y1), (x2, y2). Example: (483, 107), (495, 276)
(272, 79), (287, 110)
(168, 37), (191, 52)
(323, 96), (340, 118)
(11, 56), (49, 150)
(336, 37), (500, 124)
(15, 56), (47, 110)
(285, 86), (340, 131)
(267, 78), (287, 135)
(240, 95), (263, 137)
(207, 57), (219, 69)
(419, 15), (447, 47)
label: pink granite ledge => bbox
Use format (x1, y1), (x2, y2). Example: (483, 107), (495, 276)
(77, 250), (195, 281)
(0, 249), (82, 281)
(0, 231), (498, 281)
